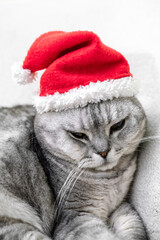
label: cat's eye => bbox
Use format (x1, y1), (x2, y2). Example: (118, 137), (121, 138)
(69, 132), (88, 140)
(110, 119), (126, 135)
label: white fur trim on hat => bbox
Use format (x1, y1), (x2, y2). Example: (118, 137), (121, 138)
(34, 76), (138, 113)
(11, 62), (37, 85)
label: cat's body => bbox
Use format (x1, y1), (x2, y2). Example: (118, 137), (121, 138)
(0, 106), (55, 239)
(0, 98), (147, 240)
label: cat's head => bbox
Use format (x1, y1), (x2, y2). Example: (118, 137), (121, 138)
(34, 97), (146, 170)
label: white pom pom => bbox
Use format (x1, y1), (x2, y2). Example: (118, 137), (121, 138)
(11, 62), (37, 85)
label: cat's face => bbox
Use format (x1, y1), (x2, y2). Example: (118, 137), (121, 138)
(34, 97), (146, 170)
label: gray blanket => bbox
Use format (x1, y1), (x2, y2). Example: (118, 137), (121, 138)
(129, 54), (160, 240)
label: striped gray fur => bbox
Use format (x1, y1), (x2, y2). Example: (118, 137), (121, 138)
(0, 98), (148, 239)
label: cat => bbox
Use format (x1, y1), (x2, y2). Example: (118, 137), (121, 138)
(0, 97), (148, 240)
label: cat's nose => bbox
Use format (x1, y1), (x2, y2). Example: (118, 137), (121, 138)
(98, 150), (109, 158)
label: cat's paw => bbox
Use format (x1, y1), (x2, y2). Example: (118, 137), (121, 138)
(109, 203), (147, 240)
(22, 231), (52, 240)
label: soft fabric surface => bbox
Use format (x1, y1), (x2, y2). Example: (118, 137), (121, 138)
(13, 31), (136, 113)
(128, 54), (160, 240)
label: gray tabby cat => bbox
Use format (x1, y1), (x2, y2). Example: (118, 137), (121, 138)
(0, 97), (147, 240)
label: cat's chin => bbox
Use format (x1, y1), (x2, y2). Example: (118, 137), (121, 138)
(95, 160), (119, 171)
(81, 154), (120, 171)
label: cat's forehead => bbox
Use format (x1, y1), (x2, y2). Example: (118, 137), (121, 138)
(35, 97), (142, 132)
(51, 98), (136, 130)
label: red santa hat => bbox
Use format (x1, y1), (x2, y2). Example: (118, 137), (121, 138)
(11, 31), (137, 113)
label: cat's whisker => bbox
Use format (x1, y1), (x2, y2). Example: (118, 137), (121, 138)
(55, 172), (81, 218)
(133, 135), (160, 144)
(56, 160), (86, 201)
(66, 168), (86, 200)
(55, 159), (88, 219)
(57, 160), (86, 199)
(56, 169), (80, 208)
(55, 169), (84, 219)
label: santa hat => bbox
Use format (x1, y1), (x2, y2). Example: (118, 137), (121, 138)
(12, 31), (137, 113)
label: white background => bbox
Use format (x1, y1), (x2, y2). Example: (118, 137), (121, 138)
(0, 0), (160, 107)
